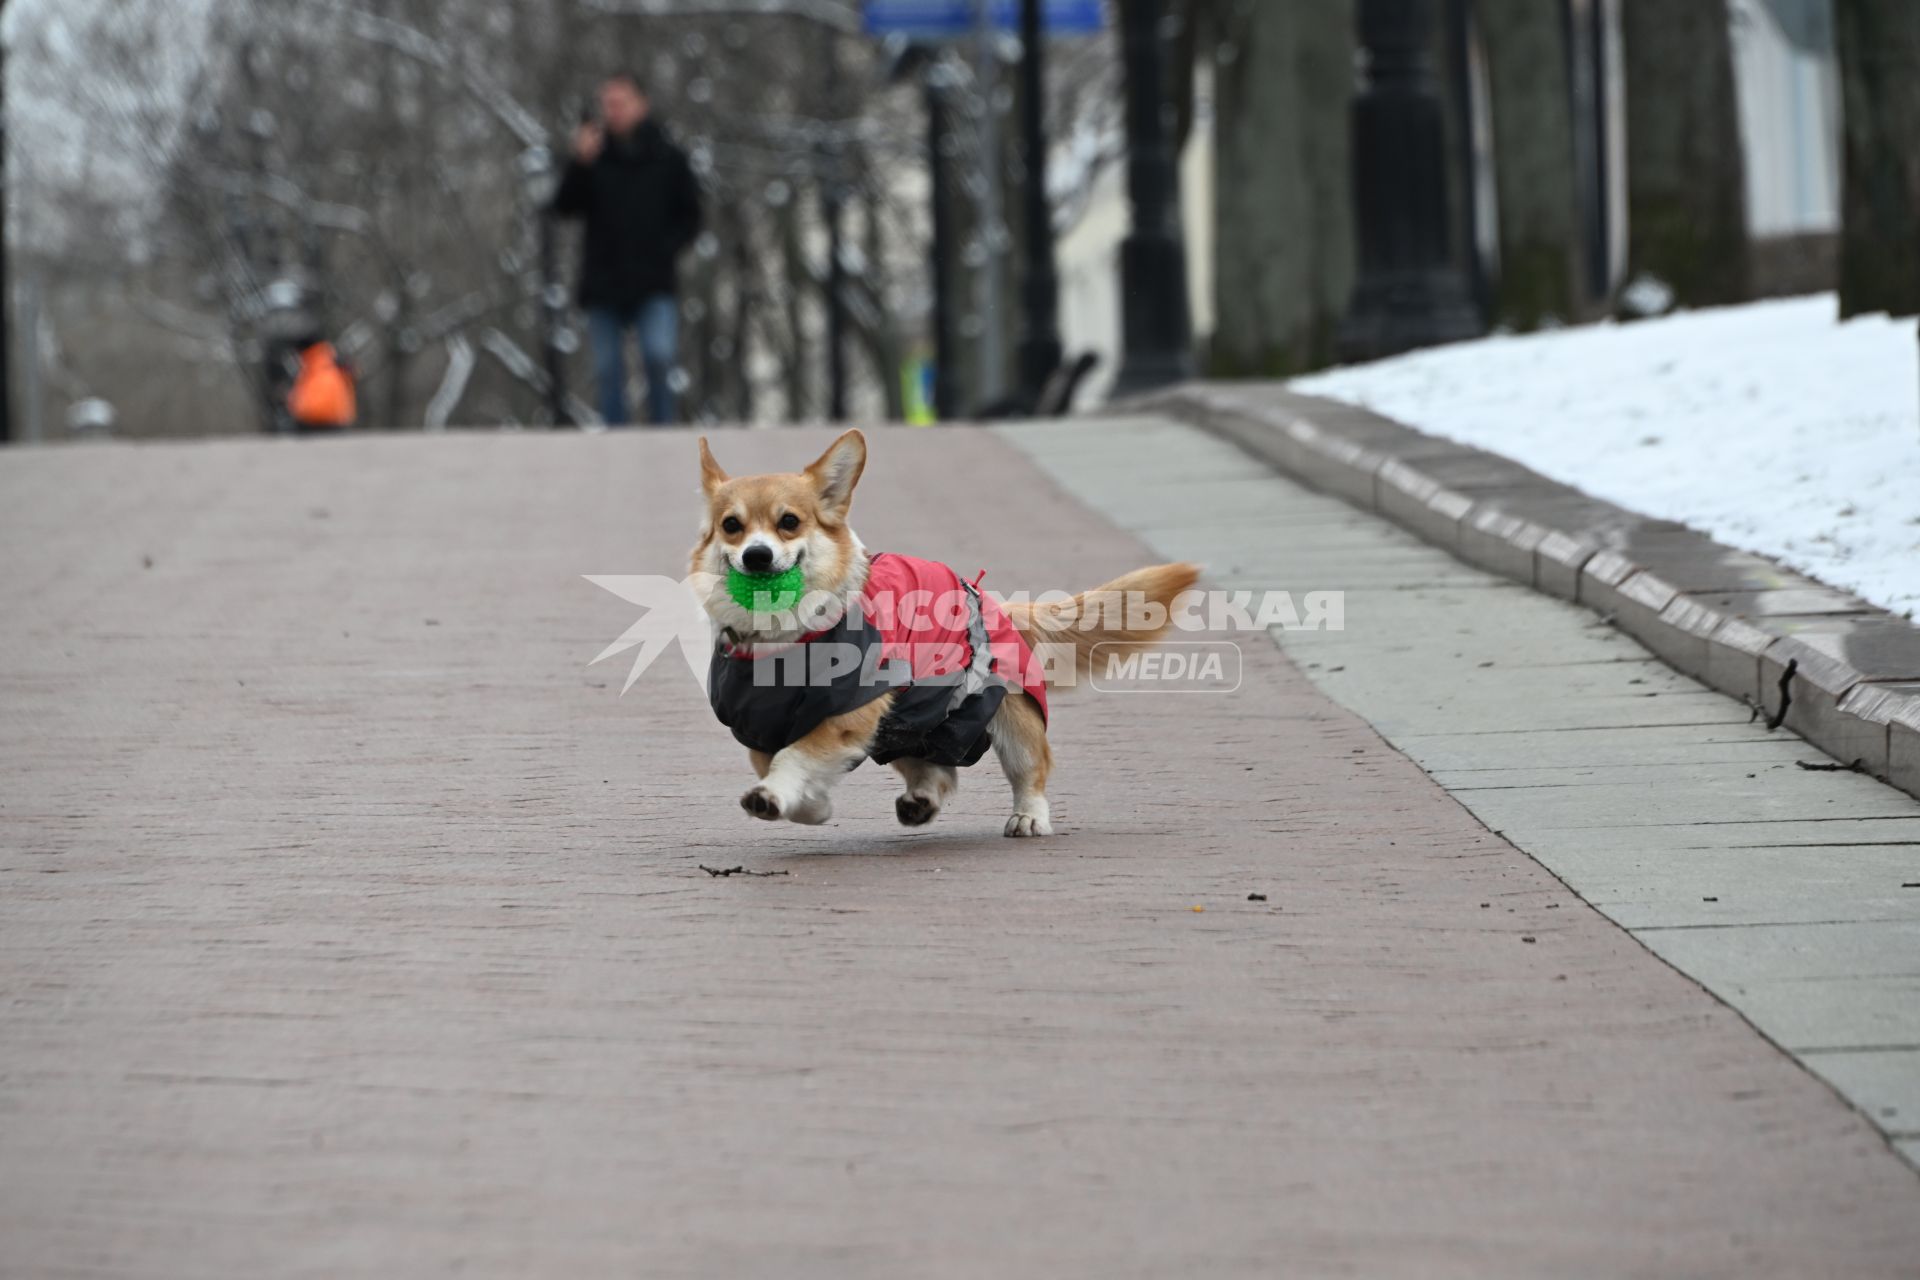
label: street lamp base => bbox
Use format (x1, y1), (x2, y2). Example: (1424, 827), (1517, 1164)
(1336, 270), (1484, 365)
(1112, 230), (1195, 400)
(1017, 336), (1066, 409)
(1111, 352), (1195, 402)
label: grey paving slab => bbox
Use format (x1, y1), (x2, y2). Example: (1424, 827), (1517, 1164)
(1430, 772), (1920, 847)
(1668, 977), (1920, 1051)
(1290, 625), (1656, 670)
(1216, 566), (1502, 594)
(1799, 1049), (1920, 1138)
(1426, 759), (1830, 790)
(1438, 776), (1919, 832)
(1141, 538), (1500, 586)
(1139, 501), (1388, 532)
(1212, 530), (1489, 561)
(1634, 921), (1920, 981)
(1006, 416), (1920, 1176)
(1504, 815), (1920, 852)
(17, 424), (1920, 1276)
(1395, 726), (1815, 770)
(1317, 681), (1757, 737)
(1308, 660), (1705, 703)
(1572, 851), (1920, 929)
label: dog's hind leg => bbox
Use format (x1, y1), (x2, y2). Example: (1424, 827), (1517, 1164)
(742, 698), (889, 826)
(990, 694), (1053, 837)
(892, 758), (958, 827)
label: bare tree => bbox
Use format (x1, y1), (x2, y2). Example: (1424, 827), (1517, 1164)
(10, 0), (1124, 433)
(11, 0), (949, 432)
(1617, 0), (1750, 309)
(1209, 0), (1355, 376)
(1478, 0), (1581, 329)
(1834, 0), (1920, 319)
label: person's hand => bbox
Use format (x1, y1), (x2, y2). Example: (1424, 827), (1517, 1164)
(573, 121), (605, 164)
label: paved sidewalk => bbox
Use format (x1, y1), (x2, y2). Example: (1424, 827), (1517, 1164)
(3, 427), (1918, 1277)
(1007, 415), (1920, 1169)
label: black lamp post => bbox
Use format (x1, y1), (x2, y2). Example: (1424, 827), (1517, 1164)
(891, 42), (960, 421)
(1015, 0), (1064, 406)
(1111, 0), (1192, 399)
(1337, 0), (1482, 363)
(924, 65), (960, 421)
(820, 22), (849, 422)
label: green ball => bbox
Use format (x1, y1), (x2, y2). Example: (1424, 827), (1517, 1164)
(727, 563), (807, 614)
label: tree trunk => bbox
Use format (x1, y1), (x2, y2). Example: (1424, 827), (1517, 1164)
(778, 196), (811, 422)
(0, 0), (12, 444)
(1210, 0), (1355, 376)
(729, 213), (757, 423)
(1478, 0), (1581, 328)
(1834, 0), (1920, 318)
(860, 181), (906, 422)
(1617, 0), (1749, 308)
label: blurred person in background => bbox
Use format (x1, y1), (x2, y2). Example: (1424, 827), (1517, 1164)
(287, 337), (358, 434)
(551, 73), (703, 427)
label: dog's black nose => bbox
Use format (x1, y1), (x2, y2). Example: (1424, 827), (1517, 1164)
(741, 544), (775, 573)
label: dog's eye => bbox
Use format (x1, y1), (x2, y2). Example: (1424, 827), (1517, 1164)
(721, 516), (744, 535)
(778, 513), (802, 533)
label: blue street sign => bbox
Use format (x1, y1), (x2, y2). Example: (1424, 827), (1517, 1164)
(863, 0), (1106, 38)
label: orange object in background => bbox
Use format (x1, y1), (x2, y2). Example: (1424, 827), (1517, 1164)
(288, 342), (357, 429)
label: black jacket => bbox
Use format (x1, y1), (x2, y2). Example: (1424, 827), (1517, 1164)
(707, 566), (1011, 770)
(551, 120), (703, 310)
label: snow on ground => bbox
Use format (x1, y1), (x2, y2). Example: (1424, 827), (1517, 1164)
(1292, 295), (1920, 618)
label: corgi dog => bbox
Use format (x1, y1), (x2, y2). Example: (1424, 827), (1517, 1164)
(691, 428), (1199, 837)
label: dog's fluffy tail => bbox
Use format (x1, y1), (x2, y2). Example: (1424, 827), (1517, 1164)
(1004, 563), (1202, 687)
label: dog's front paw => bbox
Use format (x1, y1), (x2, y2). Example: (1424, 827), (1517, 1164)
(1003, 811), (1053, 838)
(896, 794), (940, 827)
(741, 786), (783, 821)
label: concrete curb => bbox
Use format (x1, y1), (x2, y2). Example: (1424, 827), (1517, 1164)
(1135, 382), (1920, 802)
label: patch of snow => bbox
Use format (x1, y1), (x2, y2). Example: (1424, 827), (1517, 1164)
(1292, 295), (1920, 616)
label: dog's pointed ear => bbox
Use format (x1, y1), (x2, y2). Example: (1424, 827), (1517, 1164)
(805, 428), (866, 520)
(697, 437), (729, 496)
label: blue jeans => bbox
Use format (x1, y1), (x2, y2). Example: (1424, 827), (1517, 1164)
(587, 296), (679, 426)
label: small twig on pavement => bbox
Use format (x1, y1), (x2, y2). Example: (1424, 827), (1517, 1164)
(1794, 759), (1864, 774)
(699, 864), (791, 878)
(1764, 658), (1797, 732)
